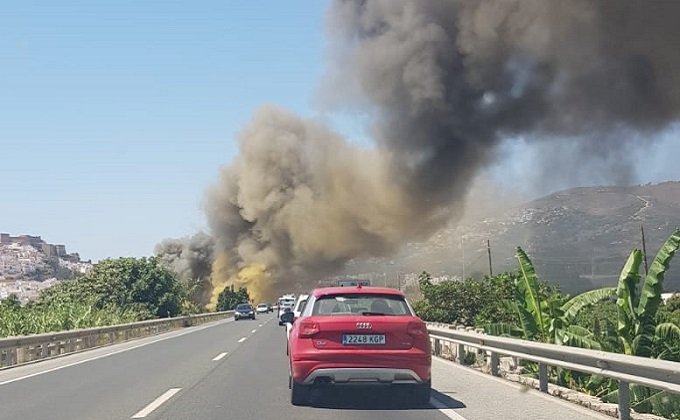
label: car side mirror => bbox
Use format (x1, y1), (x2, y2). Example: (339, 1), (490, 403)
(280, 311), (294, 325)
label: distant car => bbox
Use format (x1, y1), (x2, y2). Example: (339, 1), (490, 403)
(234, 303), (256, 321)
(256, 303), (269, 314)
(286, 286), (431, 406)
(267, 304), (274, 313)
(278, 306), (293, 326)
(278, 301), (294, 318)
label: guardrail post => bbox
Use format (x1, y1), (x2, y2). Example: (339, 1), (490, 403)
(490, 351), (500, 377)
(618, 381), (630, 420)
(457, 343), (465, 364)
(433, 338), (441, 356)
(538, 363), (548, 393)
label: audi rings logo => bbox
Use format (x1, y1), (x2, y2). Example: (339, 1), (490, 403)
(356, 322), (372, 330)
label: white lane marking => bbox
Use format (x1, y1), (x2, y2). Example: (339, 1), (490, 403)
(430, 397), (468, 420)
(238, 337), (247, 343)
(258, 324), (263, 327)
(212, 352), (228, 361)
(0, 319), (232, 387)
(251, 329), (257, 333)
(131, 388), (181, 418)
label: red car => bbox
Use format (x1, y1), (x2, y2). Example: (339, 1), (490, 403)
(284, 285), (431, 406)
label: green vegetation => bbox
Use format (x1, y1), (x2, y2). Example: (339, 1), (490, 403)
(0, 257), (191, 338)
(415, 271), (518, 326)
(0, 295), (140, 337)
(414, 229), (680, 418)
(216, 286), (250, 311)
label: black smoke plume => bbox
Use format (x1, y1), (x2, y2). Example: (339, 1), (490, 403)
(154, 233), (215, 307)
(162, 0), (680, 302)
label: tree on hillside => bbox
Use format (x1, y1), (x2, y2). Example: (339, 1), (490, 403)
(216, 286), (250, 311)
(36, 257), (186, 318)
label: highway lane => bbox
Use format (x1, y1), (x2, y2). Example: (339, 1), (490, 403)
(0, 313), (611, 420)
(0, 314), (273, 420)
(152, 318), (609, 420)
(154, 314), (451, 420)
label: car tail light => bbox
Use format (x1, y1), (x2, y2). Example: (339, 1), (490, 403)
(299, 321), (320, 338)
(407, 321), (427, 337)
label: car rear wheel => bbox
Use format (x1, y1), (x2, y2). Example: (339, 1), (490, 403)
(411, 380), (431, 406)
(290, 381), (310, 406)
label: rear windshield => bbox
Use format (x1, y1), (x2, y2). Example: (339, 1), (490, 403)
(236, 304), (252, 310)
(312, 294), (411, 316)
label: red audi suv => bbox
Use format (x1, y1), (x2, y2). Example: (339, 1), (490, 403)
(284, 285), (431, 406)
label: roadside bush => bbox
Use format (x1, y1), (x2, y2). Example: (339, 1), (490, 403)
(216, 286), (250, 311)
(1, 257), (190, 337)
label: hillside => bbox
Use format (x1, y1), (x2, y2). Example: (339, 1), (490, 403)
(0, 233), (91, 282)
(347, 182), (680, 294)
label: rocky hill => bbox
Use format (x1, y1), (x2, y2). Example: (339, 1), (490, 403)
(347, 182), (680, 294)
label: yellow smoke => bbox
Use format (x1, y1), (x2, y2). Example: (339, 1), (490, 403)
(206, 253), (229, 310)
(231, 263), (272, 304)
(206, 253), (273, 310)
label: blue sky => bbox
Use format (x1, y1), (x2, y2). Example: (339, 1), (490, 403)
(2, 1), (679, 261)
(1, 1), (329, 260)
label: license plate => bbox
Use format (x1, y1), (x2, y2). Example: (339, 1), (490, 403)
(342, 334), (385, 345)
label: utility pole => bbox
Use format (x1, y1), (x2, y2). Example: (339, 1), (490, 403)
(486, 239), (493, 277)
(461, 237), (466, 280)
(641, 225), (649, 276)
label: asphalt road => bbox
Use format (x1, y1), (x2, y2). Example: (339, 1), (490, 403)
(0, 314), (611, 420)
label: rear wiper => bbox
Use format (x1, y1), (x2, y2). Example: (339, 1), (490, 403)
(361, 311), (388, 316)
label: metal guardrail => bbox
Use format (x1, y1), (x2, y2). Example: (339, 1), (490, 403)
(427, 324), (680, 420)
(0, 311), (233, 369)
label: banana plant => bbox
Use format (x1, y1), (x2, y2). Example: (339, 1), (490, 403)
(615, 249), (643, 355)
(508, 247), (616, 346)
(514, 247), (549, 341)
(603, 229), (680, 416)
(654, 322), (680, 360)
(616, 229), (680, 357)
